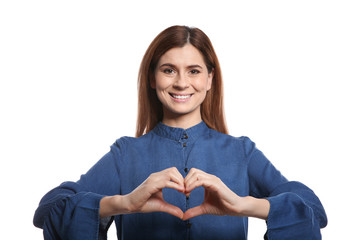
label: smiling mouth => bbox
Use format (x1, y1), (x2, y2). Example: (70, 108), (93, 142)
(169, 93), (193, 100)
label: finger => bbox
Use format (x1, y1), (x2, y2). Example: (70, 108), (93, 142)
(150, 168), (184, 192)
(184, 174), (201, 194)
(167, 167), (185, 186)
(158, 167), (184, 187)
(182, 205), (205, 221)
(185, 171), (212, 193)
(166, 170), (185, 193)
(185, 168), (210, 187)
(184, 168), (202, 188)
(164, 180), (185, 192)
(159, 201), (184, 219)
(170, 166), (185, 179)
(184, 167), (200, 182)
(186, 174), (221, 196)
(185, 176), (205, 194)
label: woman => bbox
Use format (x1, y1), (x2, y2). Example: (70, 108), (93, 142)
(33, 25), (327, 239)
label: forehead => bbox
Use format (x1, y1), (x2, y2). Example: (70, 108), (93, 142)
(157, 44), (206, 67)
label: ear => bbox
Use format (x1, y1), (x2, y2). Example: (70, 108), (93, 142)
(206, 68), (214, 91)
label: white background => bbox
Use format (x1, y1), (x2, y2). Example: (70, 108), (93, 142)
(1, 1), (359, 239)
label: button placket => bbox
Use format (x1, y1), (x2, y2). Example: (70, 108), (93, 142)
(182, 134), (189, 174)
(179, 131), (192, 234)
(181, 131), (191, 212)
(186, 222), (192, 228)
(182, 133), (188, 147)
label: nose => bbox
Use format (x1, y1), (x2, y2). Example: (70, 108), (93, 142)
(173, 73), (189, 89)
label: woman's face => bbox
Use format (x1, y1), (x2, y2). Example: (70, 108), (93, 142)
(152, 44), (213, 124)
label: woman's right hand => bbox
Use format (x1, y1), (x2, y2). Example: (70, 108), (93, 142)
(99, 167), (185, 219)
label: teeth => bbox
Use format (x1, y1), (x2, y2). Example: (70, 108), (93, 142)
(172, 94), (191, 99)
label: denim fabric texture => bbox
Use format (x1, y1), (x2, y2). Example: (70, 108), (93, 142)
(34, 121), (327, 239)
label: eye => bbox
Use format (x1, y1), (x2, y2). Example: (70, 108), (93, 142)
(163, 68), (175, 74)
(189, 69), (200, 74)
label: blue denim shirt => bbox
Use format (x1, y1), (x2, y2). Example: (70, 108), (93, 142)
(34, 121), (327, 239)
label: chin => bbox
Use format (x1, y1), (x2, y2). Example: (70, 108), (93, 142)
(166, 107), (200, 118)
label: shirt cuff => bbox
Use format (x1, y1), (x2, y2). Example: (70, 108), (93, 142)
(266, 193), (320, 239)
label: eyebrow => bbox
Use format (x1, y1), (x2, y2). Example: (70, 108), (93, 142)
(158, 63), (203, 69)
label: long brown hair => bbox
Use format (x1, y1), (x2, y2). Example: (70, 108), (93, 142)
(136, 25), (228, 137)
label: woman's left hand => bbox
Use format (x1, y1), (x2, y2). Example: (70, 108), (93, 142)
(182, 168), (270, 221)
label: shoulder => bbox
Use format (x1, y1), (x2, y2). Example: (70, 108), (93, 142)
(207, 129), (257, 154)
(208, 128), (254, 144)
(112, 131), (156, 151)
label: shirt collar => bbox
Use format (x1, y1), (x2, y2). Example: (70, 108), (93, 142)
(153, 121), (209, 142)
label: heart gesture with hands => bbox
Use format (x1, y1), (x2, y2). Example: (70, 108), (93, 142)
(100, 167), (269, 221)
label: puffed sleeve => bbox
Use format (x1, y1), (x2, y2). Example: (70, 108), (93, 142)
(243, 137), (327, 240)
(33, 138), (126, 240)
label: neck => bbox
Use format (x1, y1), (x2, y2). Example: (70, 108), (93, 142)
(162, 110), (202, 129)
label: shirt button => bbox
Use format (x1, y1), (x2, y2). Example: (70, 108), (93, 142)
(183, 142), (187, 147)
(184, 168), (188, 173)
(186, 196), (189, 200)
(184, 134), (188, 139)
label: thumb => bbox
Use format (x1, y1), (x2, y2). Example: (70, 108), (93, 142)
(182, 205), (205, 221)
(159, 201), (184, 219)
